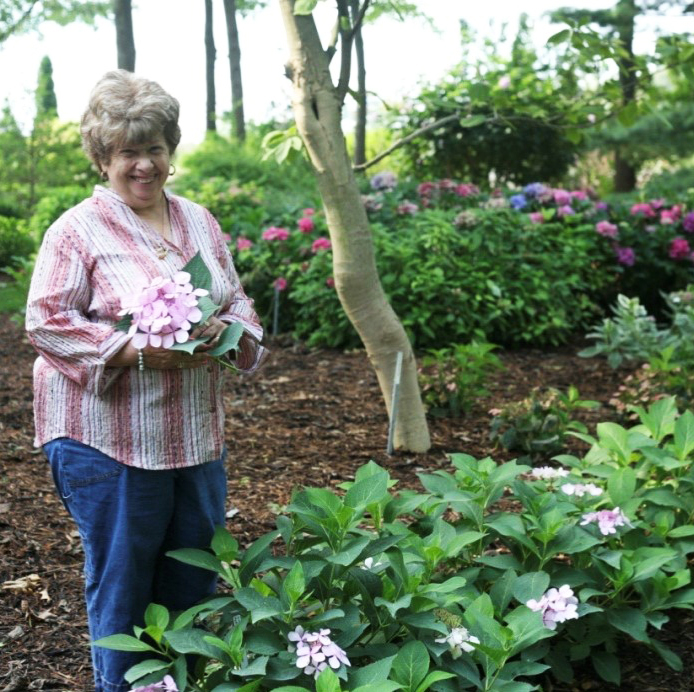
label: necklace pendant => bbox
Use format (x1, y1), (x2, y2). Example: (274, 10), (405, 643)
(156, 246), (168, 260)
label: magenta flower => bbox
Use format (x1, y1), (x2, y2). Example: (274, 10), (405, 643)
(130, 675), (178, 692)
(297, 217), (315, 233)
(683, 212), (694, 232)
(456, 182), (480, 197)
(262, 226), (290, 242)
(595, 220), (618, 238)
(528, 211), (544, 224)
(527, 585), (579, 630)
(326, 277), (335, 288)
(118, 272), (208, 349)
(236, 236), (253, 251)
(570, 189), (588, 201)
(615, 246), (636, 266)
(288, 627), (350, 679)
(557, 204), (575, 217)
(661, 206), (681, 225)
(274, 277), (288, 291)
(417, 181), (437, 198)
(302, 207), (315, 216)
(553, 189), (572, 206)
(630, 203), (656, 218)
(580, 507), (629, 535)
(669, 236), (691, 260)
(311, 237), (332, 253)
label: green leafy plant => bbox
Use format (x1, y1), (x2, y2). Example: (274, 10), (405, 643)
(489, 386), (599, 461)
(418, 340), (504, 417)
(0, 216), (35, 268)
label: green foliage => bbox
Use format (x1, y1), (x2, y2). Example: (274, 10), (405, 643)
(28, 185), (92, 243)
(418, 341), (504, 417)
(489, 386), (599, 462)
(0, 215), (35, 268)
(97, 399), (694, 689)
(0, 253), (35, 318)
(35, 55), (57, 119)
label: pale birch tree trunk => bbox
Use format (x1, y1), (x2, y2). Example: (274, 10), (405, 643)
(278, 0), (430, 452)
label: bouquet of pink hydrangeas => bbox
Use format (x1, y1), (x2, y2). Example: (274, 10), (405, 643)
(116, 252), (243, 368)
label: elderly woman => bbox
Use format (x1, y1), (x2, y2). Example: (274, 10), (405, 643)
(25, 70), (266, 691)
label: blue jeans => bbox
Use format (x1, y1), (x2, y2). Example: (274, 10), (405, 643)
(43, 438), (227, 692)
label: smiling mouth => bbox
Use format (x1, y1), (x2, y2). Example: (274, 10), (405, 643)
(132, 176), (157, 184)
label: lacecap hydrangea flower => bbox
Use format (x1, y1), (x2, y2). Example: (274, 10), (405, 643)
(130, 675), (178, 692)
(580, 507), (630, 535)
(288, 626), (351, 679)
(561, 482), (603, 497)
(527, 585), (579, 630)
(530, 466), (570, 481)
(435, 626), (480, 658)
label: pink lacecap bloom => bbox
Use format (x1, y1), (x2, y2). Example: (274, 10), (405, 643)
(660, 206), (682, 225)
(630, 203), (656, 218)
(580, 507), (629, 535)
(274, 277), (288, 291)
(118, 272), (208, 349)
(615, 246), (636, 266)
(236, 236), (253, 251)
(683, 212), (694, 233)
(326, 277), (335, 288)
(594, 201), (609, 211)
(595, 220), (618, 238)
(221, 232), (232, 243)
(497, 75), (511, 89)
(417, 181), (437, 197)
(529, 212), (544, 224)
(553, 189), (572, 206)
(650, 198), (666, 210)
(262, 226), (290, 242)
(130, 674), (178, 691)
(297, 217), (315, 233)
(669, 236), (691, 260)
(302, 208), (315, 216)
(527, 585), (579, 630)
(438, 178), (458, 191)
(397, 201), (419, 215)
(289, 626), (350, 680)
(557, 204), (575, 217)
(311, 236), (332, 253)
(570, 190), (588, 201)
(456, 182), (480, 197)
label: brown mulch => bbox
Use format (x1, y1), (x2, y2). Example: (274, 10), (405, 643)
(1, 313), (693, 691)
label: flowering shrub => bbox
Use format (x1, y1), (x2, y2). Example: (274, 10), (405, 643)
(95, 398), (694, 689)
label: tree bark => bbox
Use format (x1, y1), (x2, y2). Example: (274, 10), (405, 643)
(223, 0), (246, 141)
(205, 0), (217, 132)
(278, 0), (430, 452)
(349, 0), (366, 166)
(113, 0), (135, 71)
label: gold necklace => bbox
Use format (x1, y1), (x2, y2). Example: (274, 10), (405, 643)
(154, 196), (169, 260)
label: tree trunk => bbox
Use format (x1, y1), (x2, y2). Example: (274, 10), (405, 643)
(349, 0), (366, 166)
(613, 0), (638, 192)
(205, 0), (217, 132)
(113, 0), (135, 71)
(278, 0), (430, 452)
(223, 0), (246, 141)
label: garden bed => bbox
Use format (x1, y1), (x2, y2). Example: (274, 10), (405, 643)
(1, 313), (692, 691)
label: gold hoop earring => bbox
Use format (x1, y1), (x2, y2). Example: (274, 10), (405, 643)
(100, 170), (108, 181)
(169, 164), (176, 176)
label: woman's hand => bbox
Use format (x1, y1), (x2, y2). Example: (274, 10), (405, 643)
(190, 316), (227, 352)
(106, 340), (210, 370)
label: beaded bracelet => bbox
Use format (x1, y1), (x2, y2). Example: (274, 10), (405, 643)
(137, 349), (145, 372)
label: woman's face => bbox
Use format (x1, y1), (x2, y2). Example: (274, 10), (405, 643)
(103, 135), (170, 212)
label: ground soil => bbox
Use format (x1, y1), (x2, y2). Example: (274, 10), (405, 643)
(1, 314), (693, 691)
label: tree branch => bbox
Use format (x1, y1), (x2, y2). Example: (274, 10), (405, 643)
(347, 0), (370, 41)
(0, 0), (39, 43)
(335, 0), (353, 103)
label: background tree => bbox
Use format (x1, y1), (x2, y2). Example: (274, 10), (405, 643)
(205, 0), (217, 132)
(35, 55), (58, 120)
(113, 0), (135, 71)
(0, 0), (108, 43)
(278, 0), (430, 452)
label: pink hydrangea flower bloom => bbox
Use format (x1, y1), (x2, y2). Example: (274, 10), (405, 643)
(435, 626), (480, 658)
(262, 226), (290, 241)
(298, 217), (315, 233)
(326, 277), (335, 288)
(236, 236), (253, 251)
(311, 237), (332, 253)
(302, 208), (315, 216)
(417, 181), (437, 198)
(557, 204), (575, 217)
(274, 277), (288, 291)
(595, 220), (618, 238)
(397, 201), (419, 215)
(529, 212), (544, 224)
(130, 674), (178, 691)
(580, 507), (629, 535)
(660, 206), (682, 225)
(669, 236), (691, 260)
(118, 272), (208, 349)
(630, 203), (656, 218)
(456, 182), (480, 197)
(615, 246), (635, 266)
(527, 585), (579, 630)
(570, 189), (588, 201)
(553, 189), (572, 206)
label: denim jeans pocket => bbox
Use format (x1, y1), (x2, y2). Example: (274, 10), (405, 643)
(56, 438), (125, 493)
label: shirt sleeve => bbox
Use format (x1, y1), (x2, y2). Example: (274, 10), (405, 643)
(207, 211), (269, 373)
(25, 223), (130, 395)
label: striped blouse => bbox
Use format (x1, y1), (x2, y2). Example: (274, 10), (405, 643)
(26, 185), (267, 470)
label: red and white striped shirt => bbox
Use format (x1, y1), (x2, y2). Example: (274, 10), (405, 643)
(26, 185), (267, 469)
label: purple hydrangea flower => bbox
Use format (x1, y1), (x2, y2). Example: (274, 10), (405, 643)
(615, 246), (636, 266)
(288, 626), (351, 679)
(510, 194), (528, 210)
(523, 182), (546, 199)
(370, 171), (398, 191)
(580, 507), (630, 535)
(527, 585), (579, 630)
(683, 212), (694, 233)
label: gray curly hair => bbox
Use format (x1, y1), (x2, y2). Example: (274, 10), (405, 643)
(80, 70), (181, 170)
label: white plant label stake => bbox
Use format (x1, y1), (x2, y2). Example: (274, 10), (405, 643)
(386, 351), (403, 455)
